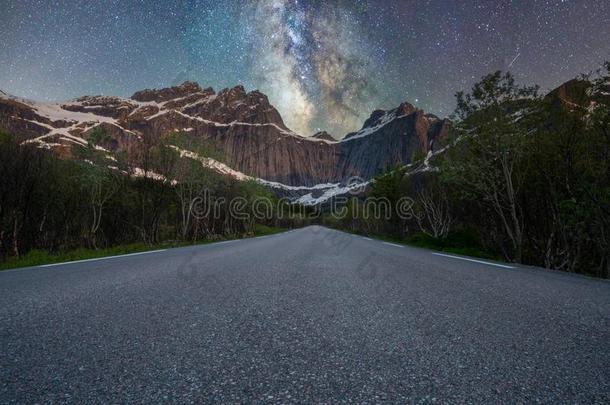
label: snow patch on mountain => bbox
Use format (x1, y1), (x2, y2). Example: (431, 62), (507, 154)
(294, 180), (370, 205)
(31, 100), (117, 124)
(167, 144), (366, 205)
(341, 110), (407, 142)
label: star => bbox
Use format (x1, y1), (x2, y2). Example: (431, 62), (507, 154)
(0, 0), (608, 137)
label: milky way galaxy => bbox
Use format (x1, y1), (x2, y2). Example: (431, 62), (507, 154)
(238, 0), (381, 135)
(1, 0), (609, 138)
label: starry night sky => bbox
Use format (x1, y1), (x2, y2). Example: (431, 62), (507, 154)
(1, 0), (609, 137)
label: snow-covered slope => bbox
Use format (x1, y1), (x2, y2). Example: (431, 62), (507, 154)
(0, 81), (451, 205)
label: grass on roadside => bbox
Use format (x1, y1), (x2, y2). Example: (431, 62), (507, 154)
(253, 224), (288, 236)
(404, 231), (501, 260)
(343, 227), (502, 261)
(0, 224), (288, 271)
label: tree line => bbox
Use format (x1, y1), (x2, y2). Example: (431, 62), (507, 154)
(326, 63), (610, 278)
(0, 131), (309, 262)
(1, 63), (608, 277)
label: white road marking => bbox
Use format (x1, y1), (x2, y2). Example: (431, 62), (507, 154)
(363, 237), (373, 241)
(38, 249), (168, 267)
(432, 252), (514, 269)
(383, 242), (404, 248)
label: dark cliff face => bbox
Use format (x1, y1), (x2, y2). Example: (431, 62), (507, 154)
(337, 111), (450, 180)
(0, 97), (55, 141)
(546, 77), (610, 111)
(0, 81), (449, 186)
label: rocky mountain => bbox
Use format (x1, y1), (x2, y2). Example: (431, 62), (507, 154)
(546, 77), (610, 111)
(0, 81), (450, 203)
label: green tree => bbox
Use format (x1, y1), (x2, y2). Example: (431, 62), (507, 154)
(443, 71), (539, 262)
(526, 62), (610, 275)
(80, 165), (118, 249)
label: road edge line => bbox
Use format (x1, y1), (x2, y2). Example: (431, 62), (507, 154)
(38, 249), (168, 268)
(432, 252), (514, 269)
(382, 242), (404, 248)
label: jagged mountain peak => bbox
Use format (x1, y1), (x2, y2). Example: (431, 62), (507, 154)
(217, 85), (254, 105)
(0, 82), (449, 202)
(360, 101), (419, 130)
(341, 98), (442, 143)
(216, 86), (274, 106)
(361, 109), (386, 129)
(130, 81), (205, 102)
(0, 74), (605, 205)
(396, 101), (418, 116)
(177, 84), (289, 129)
(220, 85), (246, 95)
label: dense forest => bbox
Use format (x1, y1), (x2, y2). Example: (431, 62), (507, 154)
(1, 64), (608, 277)
(327, 64), (610, 278)
(0, 131), (311, 266)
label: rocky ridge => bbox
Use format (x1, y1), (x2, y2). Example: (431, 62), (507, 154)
(0, 81), (451, 203)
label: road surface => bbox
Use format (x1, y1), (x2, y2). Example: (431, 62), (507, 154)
(1, 226), (609, 403)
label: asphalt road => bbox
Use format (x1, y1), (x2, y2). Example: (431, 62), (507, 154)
(1, 226), (609, 403)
